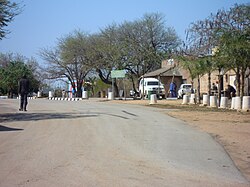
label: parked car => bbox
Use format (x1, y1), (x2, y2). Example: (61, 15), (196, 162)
(177, 84), (194, 98)
(139, 78), (165, 99)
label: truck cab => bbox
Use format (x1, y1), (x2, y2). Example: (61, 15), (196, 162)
(139, 78), (165, 99)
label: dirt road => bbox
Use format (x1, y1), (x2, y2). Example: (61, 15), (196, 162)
(0, 99), (249, 187)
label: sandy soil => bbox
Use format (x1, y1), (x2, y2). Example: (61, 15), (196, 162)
(112, 98), (250, 182)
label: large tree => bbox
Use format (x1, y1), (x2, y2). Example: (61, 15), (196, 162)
(92, 13), (180, 95)
(213, 4), (250, 97)
(0, 53), (40, 97)
(184, 3), (250, 99)
(88, 25), (123, 96)
(40, 31), (93, 97)
(0, 0), (21, 39)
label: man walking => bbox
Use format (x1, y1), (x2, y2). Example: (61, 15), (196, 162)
(18, 75), (30, 111)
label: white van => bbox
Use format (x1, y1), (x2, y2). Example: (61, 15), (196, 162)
(139, 78), (165, 98)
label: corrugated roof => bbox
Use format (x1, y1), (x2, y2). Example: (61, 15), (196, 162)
(143, 67), (182, 77)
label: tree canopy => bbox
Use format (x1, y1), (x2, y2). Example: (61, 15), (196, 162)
(0, 53), (40, 97)
(183, 3), (250, 97)
(41, 13), (180, 96)
(0, 0), (21, 39)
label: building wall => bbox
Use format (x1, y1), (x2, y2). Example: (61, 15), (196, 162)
(160, 60), (250, 96)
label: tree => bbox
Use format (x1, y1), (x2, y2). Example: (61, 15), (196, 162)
(184, 3), (250, 101)
(213, 4), (250, 97)
(117, 13), (180, 94)
(89, 14), (180, 96)
(185, 16), (219, 99)
(178, 53), (207, 104)
(88, 25), (123, 96)
(0, 53), (40, 97)
(0, 0), (21, 39)
(40, 30), (93, 97)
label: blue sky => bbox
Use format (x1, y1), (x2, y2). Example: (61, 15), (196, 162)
(0, 0), (249, 62)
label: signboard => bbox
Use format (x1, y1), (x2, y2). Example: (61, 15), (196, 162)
(111, 70), (126, 78)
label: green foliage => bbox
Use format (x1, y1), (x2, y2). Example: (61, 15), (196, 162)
(0, 0), (21, 39)
(216, 30), (250, 69)
(93, 79), (110, 97)
(0, 60), (39, 96)
(40, 30), (92, 97)
(179, 56), (207, 80)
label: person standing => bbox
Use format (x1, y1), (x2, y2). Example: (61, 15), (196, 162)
(169, 81), (177, 97)
(18, 75), (30, 111)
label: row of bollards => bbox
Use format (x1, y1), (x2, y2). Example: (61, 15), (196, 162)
(182, 94), (250, 111)
(48, 97), (85, 101)
(48, 91), (89, 100)
(17, 96), (37, 100)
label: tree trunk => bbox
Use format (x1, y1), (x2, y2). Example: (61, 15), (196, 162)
(241, 69), (245, 97)
(97, 69), (119, 97)
(218, 72), (223, 106)
(207, 71), (211, 96)
(197, 75), (201, 104)
(236, 67), (241, 97)
(77, 84), (82, 98)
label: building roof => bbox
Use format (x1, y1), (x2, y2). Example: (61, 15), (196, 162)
(143, 66), (182, 78)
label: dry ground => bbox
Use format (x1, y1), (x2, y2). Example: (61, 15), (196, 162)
(111, 98), (250, 182)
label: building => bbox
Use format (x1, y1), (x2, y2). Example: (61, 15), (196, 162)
(143, 59), (250, 98)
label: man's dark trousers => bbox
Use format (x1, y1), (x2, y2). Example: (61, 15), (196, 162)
(20, 93), (28, 111)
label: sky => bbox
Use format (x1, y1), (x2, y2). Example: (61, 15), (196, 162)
(0, 0), (249, 63)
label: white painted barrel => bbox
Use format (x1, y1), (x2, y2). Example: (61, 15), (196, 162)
(189, 94), (196, 104)
(210, 96), (218, 107)
(108, 92), (114, 100)
(220, 97), (228, 108)
(49, 91), (53, 98)
(182, 95), (189, 105)
(82, 91), (88, 99)
(202, 94), (209, 106)
(242, 96), (250, 111)
(235, 96), (242, 110)
(149, 94), (157, 105)
(37, 91), (42, 98)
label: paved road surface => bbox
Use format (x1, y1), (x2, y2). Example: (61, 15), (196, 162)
(0, 99), (249, 187)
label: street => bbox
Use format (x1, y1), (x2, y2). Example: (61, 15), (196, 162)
(0, 98), (249, 187)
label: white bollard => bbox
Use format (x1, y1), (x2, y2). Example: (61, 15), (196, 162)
(108, 92), (114, 100)
(49, 91), (53, 98)
(0, 96), (8, 99)
(202, 95), (209, 106)
(209, 96), (218, 108)
(182, 95), (189, 105)
(37, 91), (42, 98)
(219, 97), (228, 109)
(82, 91), (88, 99)
(242, 96), (250, 111)
(149, 94), (157, 105)
(189, 94), (196, 104)
(235, 96), (242, 110)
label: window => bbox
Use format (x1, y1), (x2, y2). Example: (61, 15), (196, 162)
(147, 81), (159, 86)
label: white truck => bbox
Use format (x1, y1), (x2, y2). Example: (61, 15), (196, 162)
(139, 78), (165, 99)
(177, 84), (193, 98)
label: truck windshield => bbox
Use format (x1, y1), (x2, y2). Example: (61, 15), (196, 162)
(183, 85), (192, 89)
(147, 81), (159, 86)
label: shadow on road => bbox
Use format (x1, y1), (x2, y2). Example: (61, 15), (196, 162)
(0, 125), (23, 132)
(0, 112), (98, 123)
